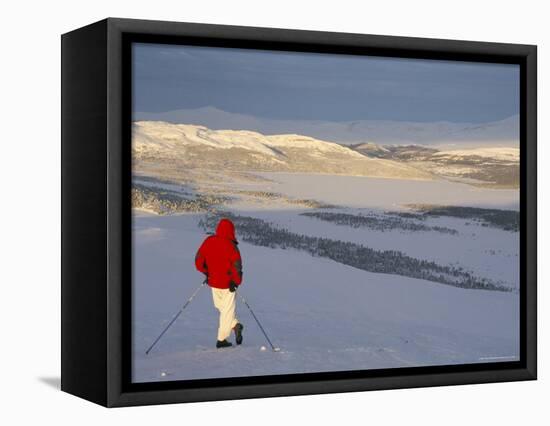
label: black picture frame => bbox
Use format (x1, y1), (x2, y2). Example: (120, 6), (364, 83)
(61, 17), (537, 407)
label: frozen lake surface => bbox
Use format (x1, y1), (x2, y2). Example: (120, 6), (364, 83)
(254, 172), (519, 210)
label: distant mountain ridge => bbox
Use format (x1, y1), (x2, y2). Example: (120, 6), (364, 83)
(135, 107), (519, 147)
(349, 144), (519, 188)
(132, 121), (434, 180)
(133, 120), (519, 188)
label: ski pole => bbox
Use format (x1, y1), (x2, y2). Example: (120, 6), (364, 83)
(238, 292), (280, 352)
(145, 281), (206, 355)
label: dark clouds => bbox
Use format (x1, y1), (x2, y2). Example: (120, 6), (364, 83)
(133, 43), (519, 123)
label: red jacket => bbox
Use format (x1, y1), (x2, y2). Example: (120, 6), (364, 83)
(195, 218), (243, 289)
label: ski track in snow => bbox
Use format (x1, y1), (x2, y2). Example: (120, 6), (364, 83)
(132, 211), (519, 383)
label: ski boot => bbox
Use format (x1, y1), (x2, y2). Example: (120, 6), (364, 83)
(233, 323), (244, 345)
(216, 339), (233, 349)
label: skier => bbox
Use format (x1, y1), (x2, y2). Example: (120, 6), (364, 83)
(195, 218), (244, 348)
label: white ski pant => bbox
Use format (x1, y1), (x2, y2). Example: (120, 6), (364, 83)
(211, 288), (239, 341)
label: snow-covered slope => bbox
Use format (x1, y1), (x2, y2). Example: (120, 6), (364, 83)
(132, 212), (519, 383)
(135, 106), (519, 147)
(433, 147), (519, 163)
(350, 143), (520, 188)
(133, 121), (434, 180)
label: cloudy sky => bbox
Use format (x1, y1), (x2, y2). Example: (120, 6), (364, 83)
(133, 43), (519, 123)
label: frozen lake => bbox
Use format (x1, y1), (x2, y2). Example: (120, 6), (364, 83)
(253, 172), (519, 210)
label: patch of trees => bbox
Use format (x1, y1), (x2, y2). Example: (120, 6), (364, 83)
(301, 211), (458, 235)
(199, 212), (510, 292)
(211, 188), (335, 209)
(132, 184), (226, 214)
(408, 204), (519, 232)
(384, 211), (427, 221)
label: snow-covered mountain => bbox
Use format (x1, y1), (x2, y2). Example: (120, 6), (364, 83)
(135, 107), (519, 147)
(352, 143), (437, 160)
(433, 147), (519, 163)
(350, 144), (520, 188)
(133, 121), (434, 180)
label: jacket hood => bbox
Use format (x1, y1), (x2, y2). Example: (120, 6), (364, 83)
(215, 218), (237, 242)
